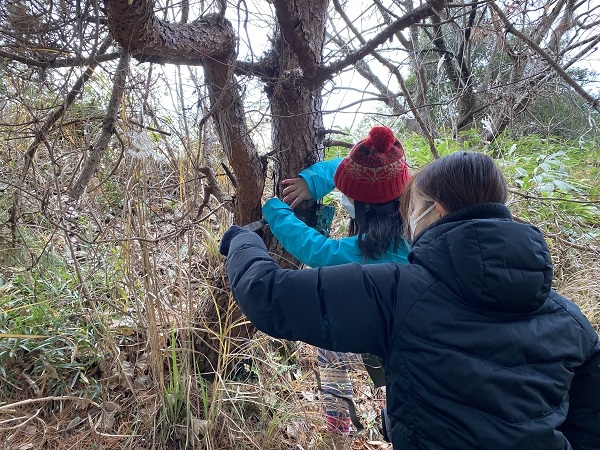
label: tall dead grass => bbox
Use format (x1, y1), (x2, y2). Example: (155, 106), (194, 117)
(0, 140), (597, 450)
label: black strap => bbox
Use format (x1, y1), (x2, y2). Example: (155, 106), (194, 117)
(360, 353), (386, 388)
(293, 202), (334, 237)
(312, 368), (364, 434)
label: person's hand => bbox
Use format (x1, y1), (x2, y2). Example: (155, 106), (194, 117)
(281, 177), (312, 209)
(219, 225), (247, 256)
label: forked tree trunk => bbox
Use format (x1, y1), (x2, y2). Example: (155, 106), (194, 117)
(102, 0), (331, 374)
(262, 0), (329, 268)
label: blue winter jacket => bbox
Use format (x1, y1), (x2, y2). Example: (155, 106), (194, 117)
(225, 203), (600, 450)
(262, 158), (410, 267)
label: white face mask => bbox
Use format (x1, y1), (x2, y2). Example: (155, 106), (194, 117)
(409, 204), (435, 240)
(341, 194), (355, 219)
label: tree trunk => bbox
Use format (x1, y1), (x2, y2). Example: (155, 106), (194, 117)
(261, 0), (330, 268)
(203, 59), (266, 225)
(102, 0), (265, 376)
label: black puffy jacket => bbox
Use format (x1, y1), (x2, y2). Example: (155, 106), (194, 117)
(225, 203), (600, 449)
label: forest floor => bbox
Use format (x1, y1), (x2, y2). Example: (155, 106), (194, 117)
(0, 339), (393, 450)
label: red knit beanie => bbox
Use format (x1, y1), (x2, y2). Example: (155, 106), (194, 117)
(334, 126), (410, 204)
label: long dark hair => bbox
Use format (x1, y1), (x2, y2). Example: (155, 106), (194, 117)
(348, 199), (405, 261)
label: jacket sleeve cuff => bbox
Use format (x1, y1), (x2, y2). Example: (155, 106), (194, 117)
(298, 158), (342, 200)
(262, 198), (292, 221)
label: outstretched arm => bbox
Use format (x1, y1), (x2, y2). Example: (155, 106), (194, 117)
(284, 158), (342, 206)
(224, 227), (397, 356)
(263, 198), (368, 266)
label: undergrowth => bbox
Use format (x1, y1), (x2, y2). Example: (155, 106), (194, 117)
(0, 131), (598, 450)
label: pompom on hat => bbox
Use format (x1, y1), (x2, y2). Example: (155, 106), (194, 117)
(334, 126), (410, 204)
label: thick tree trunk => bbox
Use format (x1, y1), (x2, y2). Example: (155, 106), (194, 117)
(269, 74), (325, 195)
(203, 59), (265, 225)
(261, 0), (329, 267)
(269, 0), (329, 182)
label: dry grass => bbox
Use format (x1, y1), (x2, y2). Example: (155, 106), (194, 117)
(0, 146), (393, 450)
(553, 252), (600, 333)
(0, 142), (598, 450)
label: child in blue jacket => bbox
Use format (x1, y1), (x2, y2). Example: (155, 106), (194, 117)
(261, 126), (411, 446)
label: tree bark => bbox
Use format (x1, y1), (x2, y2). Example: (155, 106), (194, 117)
(103, 1), (235, 64)
(259, 0), (330, 267)
(102, 0), (265, 376)
(103, 0), (265, 225)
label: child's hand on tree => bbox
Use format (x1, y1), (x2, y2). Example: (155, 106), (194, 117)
(281, 177), (312, 208)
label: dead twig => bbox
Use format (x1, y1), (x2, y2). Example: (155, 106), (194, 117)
(0, 396), (100, 413)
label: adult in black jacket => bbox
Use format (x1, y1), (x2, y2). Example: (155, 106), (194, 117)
(220, 151), (600, 450)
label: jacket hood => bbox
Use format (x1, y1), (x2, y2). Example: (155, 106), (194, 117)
(409, 203), (553, 313)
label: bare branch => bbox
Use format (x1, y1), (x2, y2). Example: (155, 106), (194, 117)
(69, 48), (131, 200)
(561, 34), (600, 70)
(312, 0), (449, 87)
(196, 166), (234, 220)
(0, 49), (120, 68)
(102, 0), (236, 65)
(489, 1), (600, 114)
(323, 139), (353, 149)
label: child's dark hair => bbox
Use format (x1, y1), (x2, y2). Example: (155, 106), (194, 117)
(349, 199), (405, 261)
